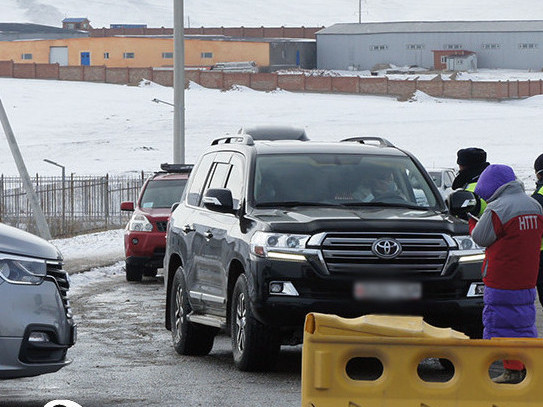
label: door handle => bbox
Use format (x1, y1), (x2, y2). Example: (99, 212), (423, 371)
(204, 231), (213, 239)
(182, 224), (194, 233)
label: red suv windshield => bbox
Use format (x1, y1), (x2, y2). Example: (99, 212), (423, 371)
(140, 179), (188, 209)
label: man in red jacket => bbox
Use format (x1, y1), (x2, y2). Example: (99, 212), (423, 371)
(471, 164), (543, 384)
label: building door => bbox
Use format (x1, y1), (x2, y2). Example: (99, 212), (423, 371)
(49, 46), (68, 66)
(80, 52), (90, 66)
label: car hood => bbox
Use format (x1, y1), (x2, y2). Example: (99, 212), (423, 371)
(249, 206), (466, 235)
(138, 207), (172, 218)
(0, 223), (62, 261)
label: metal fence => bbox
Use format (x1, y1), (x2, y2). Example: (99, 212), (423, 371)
(0, 173), (150, 238)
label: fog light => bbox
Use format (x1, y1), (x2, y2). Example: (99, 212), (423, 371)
(132, 238), (139, 245)
(269, 281), (299, 296)
(28, 331), (51, 343)
(467, 282), (485, 297)
(270, 282), (283, 293)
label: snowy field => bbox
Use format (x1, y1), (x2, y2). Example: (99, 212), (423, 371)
(0, 77), (541, 190)
(3, 0), (543, 29)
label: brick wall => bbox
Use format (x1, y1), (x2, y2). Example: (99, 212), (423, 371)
(89, 26), (323, 39)
(3, 60), (543, 100)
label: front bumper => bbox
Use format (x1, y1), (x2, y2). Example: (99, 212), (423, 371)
(124, 231), (166, 268)
(249, 256), (484, 332)
(0, 279), (75, 379)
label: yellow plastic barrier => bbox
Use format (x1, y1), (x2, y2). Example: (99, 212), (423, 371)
(301, 313), (543, 407)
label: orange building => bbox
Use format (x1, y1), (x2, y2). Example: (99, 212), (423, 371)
(0, 35), (315, 70)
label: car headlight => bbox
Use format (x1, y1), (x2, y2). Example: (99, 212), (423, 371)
(127, 214), (153, 232)
(250, 231), (310, 262)
(452, 235), (485, 263)
(453, 235), (482, 251)
(0, 254), (47, 285)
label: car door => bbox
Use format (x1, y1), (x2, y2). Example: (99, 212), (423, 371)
(190, 152), (233, 316)
(170, 152), (215, 311)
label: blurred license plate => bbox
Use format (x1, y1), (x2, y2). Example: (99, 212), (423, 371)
(354, 281), (422, 300)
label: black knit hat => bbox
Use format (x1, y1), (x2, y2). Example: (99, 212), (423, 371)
(535, 153), (543, 174)
(456, 147), (487, 167)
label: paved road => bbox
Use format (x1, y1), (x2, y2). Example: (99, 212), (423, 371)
(0, 265), (301, 407)
(1, 263), (542, 407)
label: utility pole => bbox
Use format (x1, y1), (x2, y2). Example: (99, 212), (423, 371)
(0, 98), (51, 240)
(359, 0), (362, 23)
(173, 0), (185, 164)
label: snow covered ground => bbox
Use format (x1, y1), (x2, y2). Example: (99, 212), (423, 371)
(3, 0), (543, 29)
(0, 77), (541, 188)
(1, 76), (542, 269)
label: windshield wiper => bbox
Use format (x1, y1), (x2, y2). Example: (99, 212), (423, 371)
(255, 201), (337, 208)
(340, 202), (430, 211)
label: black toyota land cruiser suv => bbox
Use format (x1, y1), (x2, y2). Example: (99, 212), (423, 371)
(164, 134), (485, 371)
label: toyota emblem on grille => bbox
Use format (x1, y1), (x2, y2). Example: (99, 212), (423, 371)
(372, 238), (402, 259)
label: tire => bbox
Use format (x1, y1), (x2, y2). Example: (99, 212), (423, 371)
(125, 263), (143, 282)
(169, 268), (216, 356)
(231, 274), (280, 371)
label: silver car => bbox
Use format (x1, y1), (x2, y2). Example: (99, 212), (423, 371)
(427, 167), (457, 199)
(0, 223), (76, 379)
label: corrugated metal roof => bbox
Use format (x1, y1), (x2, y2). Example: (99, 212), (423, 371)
(62, 18), (89, 23)
(0, 23), (83, 34)
(317, 20), (543, 35)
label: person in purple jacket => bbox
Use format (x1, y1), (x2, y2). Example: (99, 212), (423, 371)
(471, 164), (543, 384)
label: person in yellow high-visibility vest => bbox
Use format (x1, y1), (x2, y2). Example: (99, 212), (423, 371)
(452, 147), (490, 229)
(531, 153), (543, 307)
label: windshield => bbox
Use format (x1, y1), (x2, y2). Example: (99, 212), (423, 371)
(253, 154), (439, 209)
(140, 179), (187, 209)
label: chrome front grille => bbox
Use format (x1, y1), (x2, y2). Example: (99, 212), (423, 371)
(46, 262), (72, 318)
(319, 232), (449, 275)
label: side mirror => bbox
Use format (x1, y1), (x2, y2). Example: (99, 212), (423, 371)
(446, 190), (477, 217)
(171, 202), (180, 212)
(121, 201), (134, 211)
(202, 188), (234, 213)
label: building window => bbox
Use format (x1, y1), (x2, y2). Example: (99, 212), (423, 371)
(440, 56), (447, 64)
(21, 53), (33, 60)
(370, 45), (388, 51)
(406, 44), (424, 50)
(162, 52), (174, 59)
(123, 52), (135, 59)
(104, 52), (110, 59)
(444, 44), (462, 50)
(482, 43), (500, 50)
(67, 23), (75, 29)
(201, 52), (213, 58)
(519, 43), (538, 49)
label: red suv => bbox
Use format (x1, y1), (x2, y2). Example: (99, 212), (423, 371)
(121, 164), (192, 281)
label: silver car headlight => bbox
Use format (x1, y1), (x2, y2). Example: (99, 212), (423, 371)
(452, 235), (485, 263)
(250, 231), (310, 262)
(0, 254), (47, 285)
(127, 214), (153, 232)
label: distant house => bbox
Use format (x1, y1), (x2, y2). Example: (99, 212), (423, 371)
(432, 50), (477, 71)
(317, 20), (543, 70)
(0, 34), (316, 70)
(62, 18), (92, 31)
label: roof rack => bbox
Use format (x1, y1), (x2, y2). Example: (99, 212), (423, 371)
(340, 137), (395, 148)
(160, 163), (194, 173)
(211, 135), (255, 146)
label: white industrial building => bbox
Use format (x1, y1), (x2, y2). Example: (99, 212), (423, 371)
(316, 20), (543, 71)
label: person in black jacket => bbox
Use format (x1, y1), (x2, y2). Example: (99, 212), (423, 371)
(452, 147), (490, 224)
(532, 153), (543, 307)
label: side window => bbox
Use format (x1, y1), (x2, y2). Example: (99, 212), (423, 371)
(187, 153), (215, 206)
(225, 154), (245, 210)
(206, 162), (231, 191)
